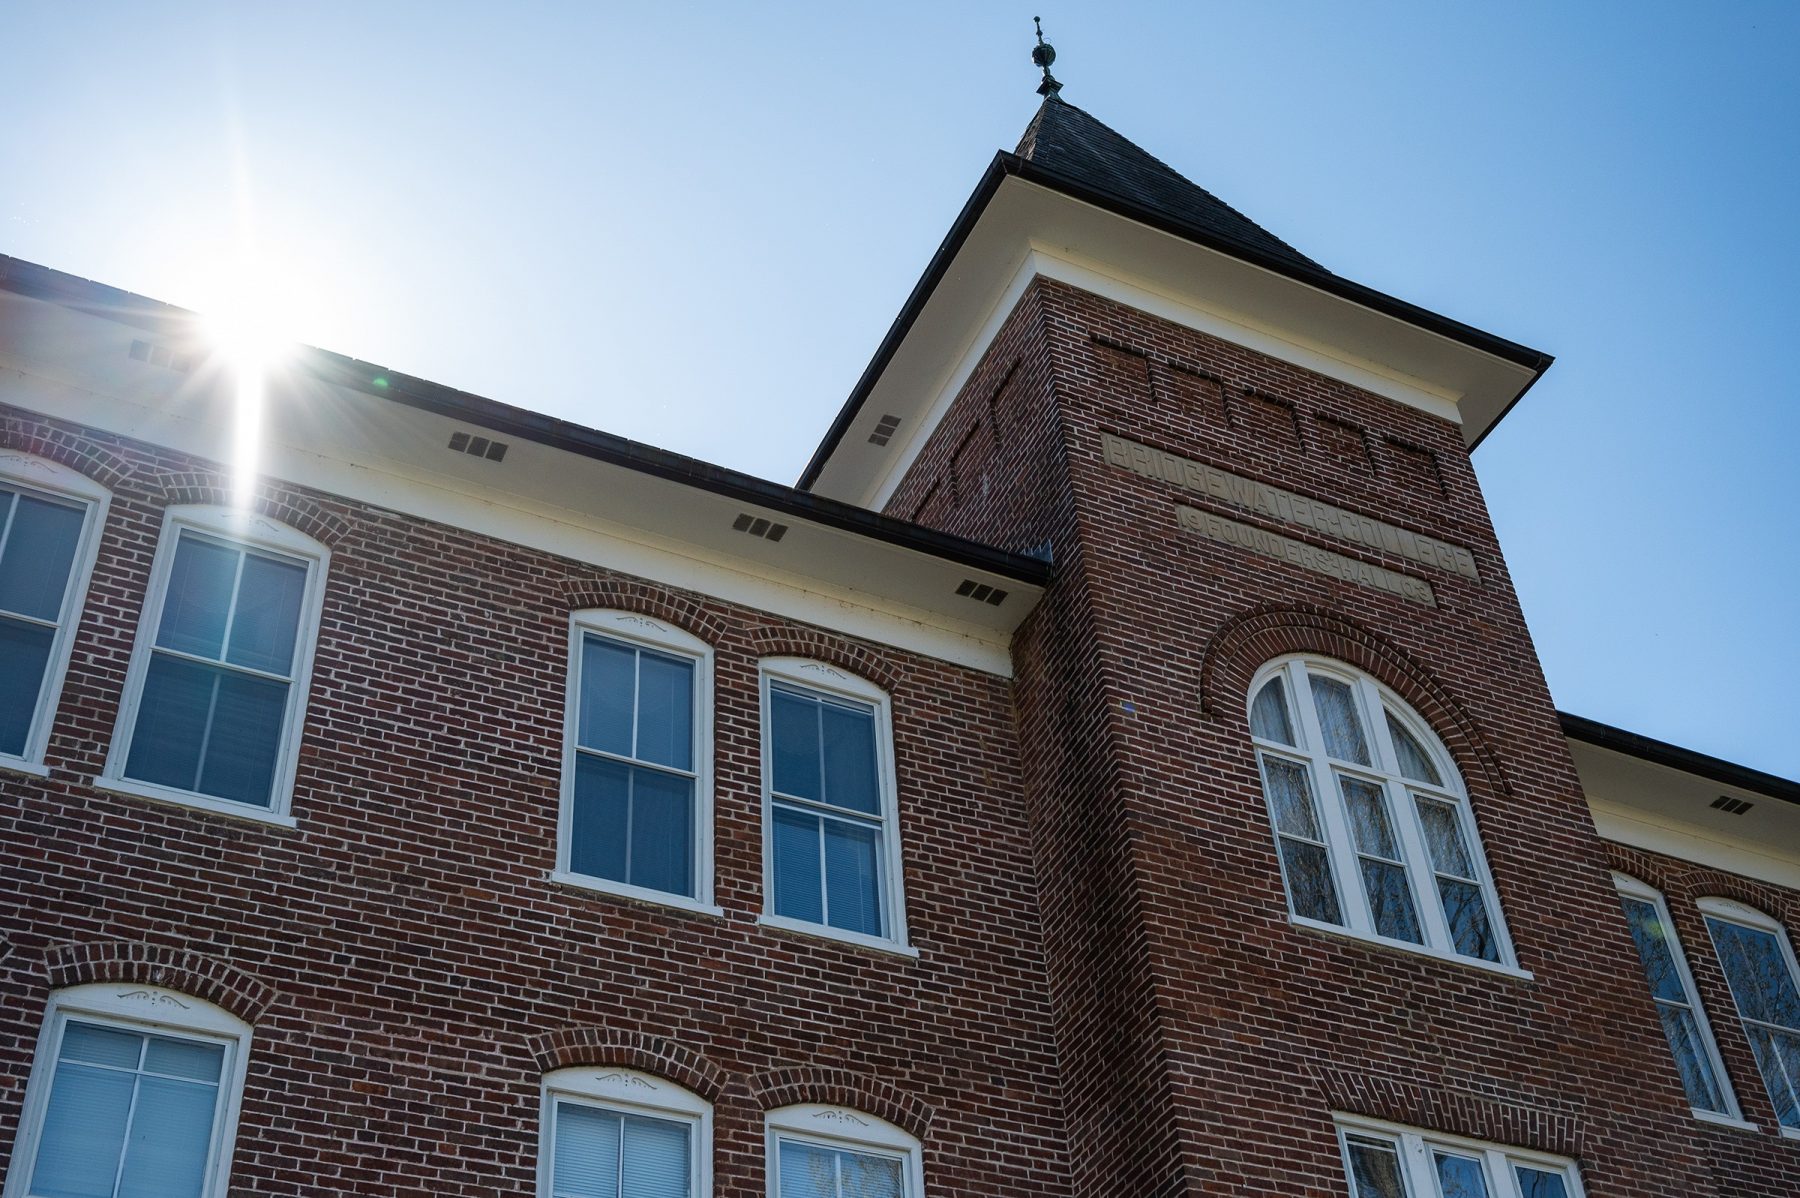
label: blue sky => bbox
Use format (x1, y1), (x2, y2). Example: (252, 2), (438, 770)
(5, 4), (1797, 777)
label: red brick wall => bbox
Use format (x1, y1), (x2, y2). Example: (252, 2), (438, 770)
(0, 405), (1074, 1196)
(886, 277), (1788, 1195)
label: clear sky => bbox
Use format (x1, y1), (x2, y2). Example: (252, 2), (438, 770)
(5, 4), (1797, 777)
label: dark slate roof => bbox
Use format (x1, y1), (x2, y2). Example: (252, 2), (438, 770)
(1015, 97), (1324, 274)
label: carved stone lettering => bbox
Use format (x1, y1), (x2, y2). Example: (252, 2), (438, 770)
(1177, 506), (1437, 608)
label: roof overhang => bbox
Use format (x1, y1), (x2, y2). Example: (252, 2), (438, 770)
(802, 153), (1553, 506)
(0, 255), (1047, 675)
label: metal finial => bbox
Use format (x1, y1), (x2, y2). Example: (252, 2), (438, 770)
(1031, 16), (1062, 97)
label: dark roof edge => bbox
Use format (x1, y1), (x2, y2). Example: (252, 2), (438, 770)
(1560, 711), (1800, 809)
(0, 253), (1051, 588)
(798, 152), (1554, 489)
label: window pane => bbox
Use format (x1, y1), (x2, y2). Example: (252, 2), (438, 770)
(225, 552), (306, 675)
(143, 1037), (225, 1083)
(1361, 860), (1422, 944)
(1433, 1151), (1490, 1198)
(840, 1149), (904, 1198)
(1438, 878), (1500, 962)
(1620, 897), (1688, 1003)
(156, 535), (238, 659)
(554, 1102), (623, 1198)
(1341, 777), (1400, 859)
(1741, 1026), (1800, 1128)
(1706, 918), (1800, 1028)
(629, 767), (695, 898)
(571, 754), (631, 882)
(32, 1060), (135, 1198)
(772, 804), (824, 924)
(1415, 797), (1475, 879)
(820, 701), (879, 815)
(1384, 711), (1442, 786)
(115, 1074), (218, 1198)
(579, 637), (637, 758)
(1250, 677), (1295, 745)
(194, 668), (289, 806)
(1260, 756), (1322, 840)
(634, 650), (694, 771)
(1308, 674), (1370, 765)
(770, 688), (822, 801)
(824, 818), (884, 937)
(620, 1113), (691, 1198)
(1656, 1004), (1729, 1114)
(1513, 1166), (1569, 1198)
(1344, 1137), (1406, 1198)
(1280, 838), (1342, 925)
(125, 654), (216, 792)
(777, 1140), (838, 1198)
(0, 491), (84, 622)
(0, 616), (54, 756)
(60, 1023), (144, 1069)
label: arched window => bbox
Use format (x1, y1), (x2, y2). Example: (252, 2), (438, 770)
(0, 451), (110, 772)
(99, 506), (330, 825)
(765, 1103), (922, 1198)
(1248, 656), (1515, 968)
(539, 1067), (711, 1198)
(7, 983), (254, 1198)
(1699, 897), (1800, 1132)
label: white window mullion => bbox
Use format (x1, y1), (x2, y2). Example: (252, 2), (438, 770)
(1484, 1148), (1518, 1198)
(1399, 1132), (1434, 1196)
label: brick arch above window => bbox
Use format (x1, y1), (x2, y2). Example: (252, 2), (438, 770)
(132, 470), (351, 548)
(743, 1066), (933, 1140)
(524, 1026), (729, 1105)
(1197, 602), (1512, 798)
(43, 940), (276, 1024)
(1680, 873), (1798, 927)
(1311, 1065), (1585, 1160)
(558, 576), (732, 646)
(0, 414), (132, 490)
(748, 626), (901, 695)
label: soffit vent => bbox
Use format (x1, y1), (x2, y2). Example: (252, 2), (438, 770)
(868, 414), (903, 447)
(732, 513), (789, 542)
(448, 431), (508, 462)
(1710, 795), (1755, 815)
(128, 339), (191, 372)
(955, 579), (1008, 606)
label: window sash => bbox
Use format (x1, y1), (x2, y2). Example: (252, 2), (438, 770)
(1337, 1123), (1581, 1198)
(1614, 886), (1736, 1118)
(773, 1134), (910, 1198)
(0, 477), (97, 763)
(550, 1097), (695, 1198)
(1704, 913), (1800, 1128)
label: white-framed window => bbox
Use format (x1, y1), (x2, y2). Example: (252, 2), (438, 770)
(758, 658), (909, 953)
(765, 1103), (922, 1198)
(1334, 1115), (1585, 1198)
(3, 983), (253, 1198)
(1247, 657), (1518, 971)
(1612, 874), (1742, 1123)
(99, 506), (329, 825)
(0, 452), (110, 774)
(539, 1067), (711, 1198)
(556, 610), (715, 912)
(1699, 897), (1800, 1134)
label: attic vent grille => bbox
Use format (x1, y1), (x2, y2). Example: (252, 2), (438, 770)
(128, 339), (191, 372)
(868, 414), (903, 447)
(448, 431), (508, 462)
(1710, 795), (1755, 816)
(955, 579), (1009, 607)
(732, 513), (789, 542)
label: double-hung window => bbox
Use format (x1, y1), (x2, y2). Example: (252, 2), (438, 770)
(1611, 875), (1739, 1122)
(102, 507), (328, 823)
(5, 984), (252, 1198)
(760, 659), (907, 950)
(766, 1104), (921, 1198)
(558, 611), (713, 909)
(539, 1068), (710, 1198)
(1336, 1116), (1584, 1198)
(1248, 657), (1516, 969)
(0, 454), (108, 772)
(1701, 898), (1800, 1132)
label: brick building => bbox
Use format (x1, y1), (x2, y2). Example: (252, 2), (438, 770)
(2, 86), (1796, 1198)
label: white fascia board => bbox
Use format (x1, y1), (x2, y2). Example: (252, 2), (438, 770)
(1587, 797), (1800, 892)
(0, 347), (1024, 677)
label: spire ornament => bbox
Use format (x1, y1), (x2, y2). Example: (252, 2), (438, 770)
(1031, 17), (1062, 98)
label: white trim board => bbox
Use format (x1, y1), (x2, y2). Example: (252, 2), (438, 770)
(1589, 797), (1800, 892)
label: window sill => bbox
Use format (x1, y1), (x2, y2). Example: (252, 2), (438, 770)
(755, 914), (919, 959)
(1692, 1110), (1758, 1132)
(547, 871), (723, 918)
(0, 755), (52, 779)
(1290, 915), (1533, 981)
(1781, 1125), (1799, 1142)
(89, 776), (298, 829)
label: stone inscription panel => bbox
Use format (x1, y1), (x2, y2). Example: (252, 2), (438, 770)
(1101, 431), (1478, 582)
(1177, 506), (1437, 608)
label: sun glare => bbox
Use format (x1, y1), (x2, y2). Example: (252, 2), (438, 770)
(200, 262), (301, 511)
